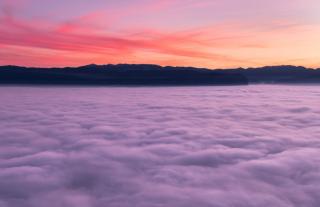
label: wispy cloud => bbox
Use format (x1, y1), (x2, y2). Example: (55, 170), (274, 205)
(1, 0), (320, 68)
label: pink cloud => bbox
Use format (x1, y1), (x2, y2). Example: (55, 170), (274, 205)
(1, 0), (320, 68)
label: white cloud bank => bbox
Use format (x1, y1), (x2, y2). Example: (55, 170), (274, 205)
(0, 85), (320, 207)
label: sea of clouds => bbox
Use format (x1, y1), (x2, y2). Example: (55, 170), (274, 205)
(0, 85), (319, 207)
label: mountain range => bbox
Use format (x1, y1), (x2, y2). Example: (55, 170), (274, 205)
(0, 64), (319, 86)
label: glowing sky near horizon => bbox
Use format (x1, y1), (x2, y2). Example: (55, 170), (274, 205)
(1, 0), (320, 68)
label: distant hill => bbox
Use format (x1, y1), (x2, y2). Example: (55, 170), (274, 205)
(0, 64), (248, 86)
(218, 65), (320, 84)
(0, 64), (319, 86)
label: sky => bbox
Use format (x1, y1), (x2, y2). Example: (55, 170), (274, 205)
(0, 0), (320, 68)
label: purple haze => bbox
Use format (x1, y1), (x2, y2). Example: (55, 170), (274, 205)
(0, 85), (320, 207)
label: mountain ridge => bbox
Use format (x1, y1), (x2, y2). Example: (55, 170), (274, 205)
(1, 64), (320, 85)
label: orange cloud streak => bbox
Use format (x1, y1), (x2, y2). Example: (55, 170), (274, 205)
(1, 0), (320, 68)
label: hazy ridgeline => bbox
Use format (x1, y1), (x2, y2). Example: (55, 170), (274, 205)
(0, 85), (319, 207)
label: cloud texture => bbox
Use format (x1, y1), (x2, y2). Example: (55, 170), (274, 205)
(0, 85), (320, 207)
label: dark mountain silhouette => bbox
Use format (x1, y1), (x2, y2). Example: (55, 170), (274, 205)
(218, 65), (320, 84)
(0, 64), (248, 86)
(0, 64), (319, 86)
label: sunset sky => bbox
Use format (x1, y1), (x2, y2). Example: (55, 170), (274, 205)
(1, 0), (320, 68)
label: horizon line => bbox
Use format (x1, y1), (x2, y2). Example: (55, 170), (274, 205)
(1, 63), (319, 70)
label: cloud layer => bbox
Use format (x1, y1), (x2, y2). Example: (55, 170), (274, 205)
(0, 85), (320, 207)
